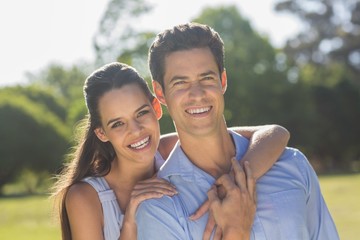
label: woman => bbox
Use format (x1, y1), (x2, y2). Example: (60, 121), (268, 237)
(52, 62), (289, 240)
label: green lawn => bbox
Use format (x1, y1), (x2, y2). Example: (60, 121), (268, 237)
(319, 174), (360, 240)
(0, 174), (359, 239)
(0, 195), (60, 240)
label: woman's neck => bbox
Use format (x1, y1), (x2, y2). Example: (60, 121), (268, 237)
(105, 157), (156, 211)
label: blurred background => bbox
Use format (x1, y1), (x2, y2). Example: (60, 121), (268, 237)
(0, 0), (359, 239)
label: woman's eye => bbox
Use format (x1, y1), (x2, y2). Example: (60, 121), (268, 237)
(111, 121), (123, 128)
(138, 110), (150, 117)
(203, 76), (214, 81)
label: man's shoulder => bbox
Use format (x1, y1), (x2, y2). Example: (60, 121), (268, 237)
(260, 147), (314, 185)
(158, 143), (193, 178)
(136, 195), (180, 222)
(279, 147), (309, 168)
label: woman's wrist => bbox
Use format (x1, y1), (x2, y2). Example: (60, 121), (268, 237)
(222, 226), (250, 240)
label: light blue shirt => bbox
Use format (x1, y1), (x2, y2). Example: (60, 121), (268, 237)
(136, 131), (339, 240)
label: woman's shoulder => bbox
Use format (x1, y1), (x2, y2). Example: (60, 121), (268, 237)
(66, 181), (101, 211)
(65, 182), (104, 238)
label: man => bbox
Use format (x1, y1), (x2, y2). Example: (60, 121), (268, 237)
(136, 22), (339, 239)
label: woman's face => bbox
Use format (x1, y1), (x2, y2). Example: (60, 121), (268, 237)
(95, 84), (161, 165)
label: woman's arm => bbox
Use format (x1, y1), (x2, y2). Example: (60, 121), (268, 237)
(230, 124), (290, 180)
(158, 125), (290, 179)
(65, 183), (105, 240)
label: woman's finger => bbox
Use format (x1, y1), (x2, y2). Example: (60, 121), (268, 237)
(189, 200), (209, 220)
(244, 161), (256, 202)
(133, 178), (177, 192)
(231, 158), (247, 192)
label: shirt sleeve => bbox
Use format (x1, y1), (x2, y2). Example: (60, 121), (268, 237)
(136, 196), (189, 240)
(296, 151), (340, 240)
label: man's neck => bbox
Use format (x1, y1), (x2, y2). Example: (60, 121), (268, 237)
(178, 126), (236, 179)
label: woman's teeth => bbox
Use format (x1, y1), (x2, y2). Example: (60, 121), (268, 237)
(130, 136), (150, 149)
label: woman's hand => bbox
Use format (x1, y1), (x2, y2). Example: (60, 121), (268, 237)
(125, 177), (178, 223)
(120, 177), (177, 240)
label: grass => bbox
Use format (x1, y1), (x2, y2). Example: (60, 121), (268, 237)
(0, 174), (359, 239)
(319, 173), (360, 240)
(0, 195), (60, 240)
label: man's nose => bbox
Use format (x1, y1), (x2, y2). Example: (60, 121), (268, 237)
(188, 82), (205, 99)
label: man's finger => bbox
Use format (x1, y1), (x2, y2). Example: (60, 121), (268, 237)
(202, 212), (216, 240)
(212, 226), (222, 240)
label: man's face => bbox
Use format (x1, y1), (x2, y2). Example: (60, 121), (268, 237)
(154, 47), (227, 137)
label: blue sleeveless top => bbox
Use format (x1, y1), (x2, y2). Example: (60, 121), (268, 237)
(82, 151), (165, 240)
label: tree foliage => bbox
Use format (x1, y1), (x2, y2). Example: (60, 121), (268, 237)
(275, 0), (360, 85)
(2, 1), (359, 193)
(29, 63), (89, 126)
(93, 0), (153, 64)
(0, 88), (70, 193)
(274, 0), (360, 170)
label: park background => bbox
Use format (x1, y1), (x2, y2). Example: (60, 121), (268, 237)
(0, 0), (359, 239)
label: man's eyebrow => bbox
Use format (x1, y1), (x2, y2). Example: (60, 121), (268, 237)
(169, 70), (217, 83)
(106, 104), (149, 126)
(199, 70), (217, 77)
(169, 75), (188, 83)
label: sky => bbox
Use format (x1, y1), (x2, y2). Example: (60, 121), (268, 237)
(0, 0), (301, 86)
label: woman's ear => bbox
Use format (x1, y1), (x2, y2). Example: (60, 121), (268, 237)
(94, 127), (109, 142)
(152, 97), (163, 120)
(221, 69), (227, 94)
(152, 80), (166, 105)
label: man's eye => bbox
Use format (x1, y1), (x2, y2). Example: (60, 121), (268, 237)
(173, 80), (185, 86)
(111, 121), (123, 128)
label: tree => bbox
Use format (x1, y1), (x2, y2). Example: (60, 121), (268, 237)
(93, 0), (153, 65)
(275, 0), (360, 171)
(28, 63), (89, 126)
(0, 89), (70, 193)
(192, 6), (296, 125)
(275, 0), (360, 85)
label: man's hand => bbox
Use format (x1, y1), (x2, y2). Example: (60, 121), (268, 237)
(207, 159), (256, 240)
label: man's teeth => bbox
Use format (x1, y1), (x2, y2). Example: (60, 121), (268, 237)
(187, 107), (210, 114)
(130, 136), (150, 149)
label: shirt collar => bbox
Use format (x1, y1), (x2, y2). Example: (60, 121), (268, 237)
(158, 130), (249, 181)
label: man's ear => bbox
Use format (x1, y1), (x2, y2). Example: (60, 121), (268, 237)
(152, 97), (163, 120)
(221, 69), (227, 94)
(94, 127), (109, 142)
(152, 80), (167, 106)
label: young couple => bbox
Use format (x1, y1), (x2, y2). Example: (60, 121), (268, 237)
(53, 23), (339, 240)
